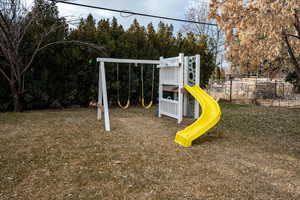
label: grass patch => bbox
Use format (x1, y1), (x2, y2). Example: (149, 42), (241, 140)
(0, 106), (299, 199)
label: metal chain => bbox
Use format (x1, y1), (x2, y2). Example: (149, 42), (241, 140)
(117, 63), (120, 100)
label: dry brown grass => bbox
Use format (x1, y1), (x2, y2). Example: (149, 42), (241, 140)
(0, 104), (300, 200)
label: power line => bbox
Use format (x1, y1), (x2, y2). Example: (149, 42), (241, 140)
(51, 0), (218, 27)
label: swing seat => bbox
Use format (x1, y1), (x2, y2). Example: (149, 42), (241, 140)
(142, 98), (153, 109)
(118, 99), (130, 109)
(89, 101), (97, 107)
(116, 63), (131, 110)
(140, 64), (155, 110)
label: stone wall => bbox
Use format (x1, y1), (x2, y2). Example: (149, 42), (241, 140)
(207, 78), (300, 107)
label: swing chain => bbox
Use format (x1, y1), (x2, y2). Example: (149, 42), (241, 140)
(141, 64), (155, 109)
(117, 63), (131, 109)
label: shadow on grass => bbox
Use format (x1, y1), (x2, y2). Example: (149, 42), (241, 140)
(192, 130), (225, 146)
(219, 101), (251, 109)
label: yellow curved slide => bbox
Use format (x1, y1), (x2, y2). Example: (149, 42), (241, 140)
(175, 85), (221, 147)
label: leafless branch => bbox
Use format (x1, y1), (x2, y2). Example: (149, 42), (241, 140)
(286, 34), (300, 40)
(16, 11), (39, 51)
(0, 11), (15, 49)
(22, 40), (104, 75)
(0, 67), (10, 82)
(0, 0), (105, 111)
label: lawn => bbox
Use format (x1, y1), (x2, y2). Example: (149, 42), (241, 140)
(0, 104), (299, 200)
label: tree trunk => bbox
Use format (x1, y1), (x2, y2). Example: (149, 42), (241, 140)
(283, 33), (300, 93)
(10, 81), (23, 112)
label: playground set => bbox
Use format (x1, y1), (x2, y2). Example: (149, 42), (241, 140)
(96, 53), (221, 147)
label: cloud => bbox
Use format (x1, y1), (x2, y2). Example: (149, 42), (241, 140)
(57, 0), (114, 21)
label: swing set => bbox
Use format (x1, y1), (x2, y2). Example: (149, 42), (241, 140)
(116, 63), (155, 110)
(96, 54), (198, 131)
(96, 54), (221, 147)
(96, 58), (160, 131)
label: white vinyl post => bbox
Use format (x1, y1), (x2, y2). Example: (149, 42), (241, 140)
(158, 56), (163, 118)
(194, 54), (200, 119)
(97, 63), (102, 120)
(183, 56), (189, 116)
(178, 53), (184, 123)
(100, 62), (111, 131)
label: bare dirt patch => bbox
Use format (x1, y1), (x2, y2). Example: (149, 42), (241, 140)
(0, 104), (299, 200)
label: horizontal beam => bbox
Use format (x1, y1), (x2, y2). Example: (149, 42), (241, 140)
(97, 58), (160, 65)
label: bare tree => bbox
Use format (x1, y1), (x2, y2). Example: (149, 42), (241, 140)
(182, 0), (225, 67)
(183, 0), (215, 36)
(0, 0), (103, 111)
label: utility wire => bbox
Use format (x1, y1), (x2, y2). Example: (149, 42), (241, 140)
(51, 0), (218, 27)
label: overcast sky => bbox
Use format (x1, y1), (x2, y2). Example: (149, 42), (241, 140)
(54, 0), (199, 32)
(23, 0), (211, 32)
(24, 0), (227, 66)
(51, 0), (226, 66)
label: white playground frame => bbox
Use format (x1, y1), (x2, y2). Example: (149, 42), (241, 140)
(96, 58), (160, 131)
(158, 54), (200, 123)
(96, 53), (200, 131)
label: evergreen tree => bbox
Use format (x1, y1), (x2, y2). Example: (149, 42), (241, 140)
(0, 11), (217, 111)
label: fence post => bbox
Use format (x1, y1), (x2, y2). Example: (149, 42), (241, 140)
(229, 75), (233, 102)
(283, 83), (285, 98)
(274, 80), (277, 98)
